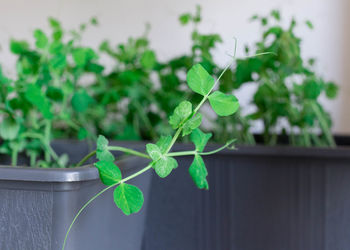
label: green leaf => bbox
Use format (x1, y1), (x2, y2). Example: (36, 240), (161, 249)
(146, 143), (178, 178)
(34, 29), (48, 49)
(182, 113), (202, 136)
(179, 13), (191, 25)
(189, 154), (208, 189)
(146, 143), (162, 161)
(208, 91), (239, 116)
(0, 117), (20, 140)
(186, 64), (215, 96)
(96, 135), (115, 162)
(49, 17), (61, 30)
(25, 84), (53, 119)
(169, 101), (192, 129)
(72, 48), (88, 67)
(62, 80), (74, 94)
(325, 82), (338, 99)
(90, 17), (98, 25)
(78, 127), (88, 140)
(156, 136), (172, 154)
(94, 160), (122, 185)
(10, 40), (29, 54)
(305, 20), (314, 29)
(304, 81), (321, 100)
(74, 48), (97, 66)
(140, 50), (156, 70)
(270, 10), (280, 21)
(46, 86), (63, 102)
(97, 135), (108, 151)
(50, 53), (67, 70)
(190, 128), (212, 152)
(114, 183), (144, 215)
(154, 155), (178, 178)
(57, 154), (69, 168)
(71, 90), (94, 112)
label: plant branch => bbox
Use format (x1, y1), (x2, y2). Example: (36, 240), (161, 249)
(61, 183), (118, 250)
(62, 162), (154, 250)
(167, 140), (235, 157)
(76, 150), (96, 167)
(310, 101), (336, 147)
(108, 146), (151, 159)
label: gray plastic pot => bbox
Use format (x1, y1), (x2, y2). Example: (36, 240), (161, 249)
(0, 141), (151, 250)
(142, 142), (350, 250)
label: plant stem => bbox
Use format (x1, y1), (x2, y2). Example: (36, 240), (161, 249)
(310, 102), (336, 147)
(61, 184), (117, 250)
(44, 120), (51, 162)
(165, 128), (182, 154)
(301, 127), (311, 147)
(167, 141), (235, 157)
(108, 146), (150, 159)
(167, 151), (196, 157)
(11, 149), (18, 166)
(121, 163), (153, 183)
(20, 132), (45, 140)
(76, 150), (96, 167)
(200, 141), (235, 155)
(29, 152), (37, 167)
(75, 147), (150, 167)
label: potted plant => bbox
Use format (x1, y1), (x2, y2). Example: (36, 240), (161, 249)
(0, 18), (152, 250)
(0, 13), (241, 250)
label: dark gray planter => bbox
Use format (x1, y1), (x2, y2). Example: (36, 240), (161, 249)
(142, 142), (350, 250)
(0, 141), (151, 250)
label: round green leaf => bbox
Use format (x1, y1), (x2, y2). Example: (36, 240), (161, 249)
(140, 50), (156, 70)
(169, 101), (192, 129)
(208, 91), (239, 116)
(71, 90), (94, 112)
(325, 82), (338, 99)
(114, 183), (144, 215)
(182, 113), (202, 136)
(25, 84), (53, 119)
(0, 117), (20, 140)
(186, 64), (215, 96)
(34, 29), (48, 49)
(94, 160), (122, 186)
(46, 86), (63, 102)
(304, 81), (321, 100)
(146, 143), (162, 161)
(96, 135), (115, 162)
(154, 156), (178, 178)
(10, 40), (29, 54)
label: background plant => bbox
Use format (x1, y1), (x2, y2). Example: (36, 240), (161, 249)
(231, 10), (338, 147)
(0, 17), (106, 167)
(98, 27), (161, 140)
(0, 7), (340, 170)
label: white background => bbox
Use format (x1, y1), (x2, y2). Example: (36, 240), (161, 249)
(0, 0), (349, 134)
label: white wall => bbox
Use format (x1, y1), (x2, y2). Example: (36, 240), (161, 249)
(0, 0), (349, 134)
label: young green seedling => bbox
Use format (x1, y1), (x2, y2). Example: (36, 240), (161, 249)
(62, 61), (239, 250)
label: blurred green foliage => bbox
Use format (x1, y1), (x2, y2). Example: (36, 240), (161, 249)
(233, 10), (338, 147)
(0, 7), (338, 167)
